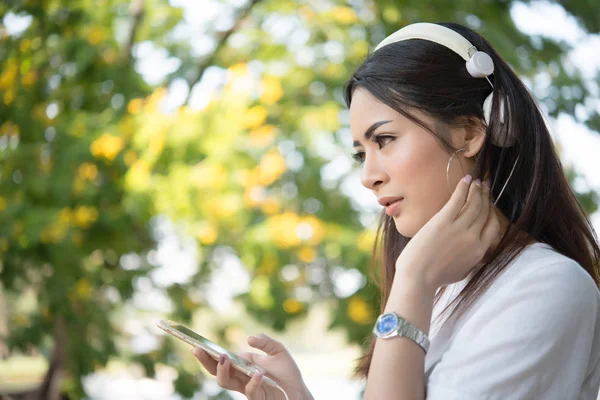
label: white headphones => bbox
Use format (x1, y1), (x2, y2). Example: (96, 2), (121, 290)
(373, 22), (515, 147)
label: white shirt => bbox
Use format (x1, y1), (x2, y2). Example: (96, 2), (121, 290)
(424, 242), (600, 400)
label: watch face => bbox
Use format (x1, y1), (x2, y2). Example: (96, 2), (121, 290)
(376, 313), (398, 335)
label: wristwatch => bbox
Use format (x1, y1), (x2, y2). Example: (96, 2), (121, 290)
(373, 311), (430, 354)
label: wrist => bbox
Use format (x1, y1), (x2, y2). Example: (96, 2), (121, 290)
(394, 261), (437, 298)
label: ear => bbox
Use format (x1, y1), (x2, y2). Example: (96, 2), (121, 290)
(450, 120), (486, 157)
(463, 124), (486, 159)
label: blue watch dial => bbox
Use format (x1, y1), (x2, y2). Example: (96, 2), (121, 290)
(376, 313), (398, 335)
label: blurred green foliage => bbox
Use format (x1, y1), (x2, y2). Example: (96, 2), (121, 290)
(0, 0), (598, 398)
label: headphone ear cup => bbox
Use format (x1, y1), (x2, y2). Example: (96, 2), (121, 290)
(484, 93), (516, 147)
(483, 93), (506, 125)
(466, 51), (494, 78)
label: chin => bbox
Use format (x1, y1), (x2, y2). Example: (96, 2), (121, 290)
(392, 216), (417, 238)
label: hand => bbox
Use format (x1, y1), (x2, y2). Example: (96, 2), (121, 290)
(192, 333), (314, 400)
(397, 176), (501, 293)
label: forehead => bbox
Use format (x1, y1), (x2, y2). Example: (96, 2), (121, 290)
(349, 88), (401, 140)
(349, 87), (439, 144)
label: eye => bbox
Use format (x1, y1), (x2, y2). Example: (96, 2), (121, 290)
(373, 134), (395, 149)
(352, 151), (365, 165)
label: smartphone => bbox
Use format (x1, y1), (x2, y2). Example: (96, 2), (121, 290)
(156, 319), (280, 389)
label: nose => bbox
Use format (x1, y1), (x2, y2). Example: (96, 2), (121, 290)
(360, 152), (387, 190)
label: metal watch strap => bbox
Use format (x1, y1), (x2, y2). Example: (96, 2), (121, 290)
(397, 316), (430, 353)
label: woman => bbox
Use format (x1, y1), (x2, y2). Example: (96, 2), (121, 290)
(192, 22), (600, 399)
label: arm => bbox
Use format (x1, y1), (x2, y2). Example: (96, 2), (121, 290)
(363, 268), (434, 400)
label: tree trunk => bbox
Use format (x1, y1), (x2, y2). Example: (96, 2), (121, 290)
(32, 317), (67, 400)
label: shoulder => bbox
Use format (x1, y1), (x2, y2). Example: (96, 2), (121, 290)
(503, 242), (600, 309)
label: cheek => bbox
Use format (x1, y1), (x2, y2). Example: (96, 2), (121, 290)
(393, 145), (450, 225)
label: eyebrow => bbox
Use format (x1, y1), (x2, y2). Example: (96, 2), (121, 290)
(352, 120), (392, 147)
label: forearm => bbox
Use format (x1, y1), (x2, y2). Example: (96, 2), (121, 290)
(363, 271), (435, 400)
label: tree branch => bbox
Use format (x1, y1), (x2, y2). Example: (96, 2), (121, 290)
(183, 0), (261, 105)
(122, 0), (145, 63)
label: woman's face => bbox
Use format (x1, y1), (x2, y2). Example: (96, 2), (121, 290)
(350, 87), (471, 237)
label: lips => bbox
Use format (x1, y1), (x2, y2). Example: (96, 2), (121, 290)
(385, 198), (403, 216)
(377, 196), (404, 207)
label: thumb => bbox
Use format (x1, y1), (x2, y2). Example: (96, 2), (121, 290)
(247, 333), (288, 356)
(245, 370), (265, 400)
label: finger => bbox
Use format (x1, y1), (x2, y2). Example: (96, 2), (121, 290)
(238, 351), (266, 370)
(248, 334), (288, 357)
(438, 175), (473, 221)
(245, 370), (265, 400)
(216, 354), (246, 393)
(471, 180), (491, 233)
(192, 347), (218, 376)
(456, 178), (483, 227)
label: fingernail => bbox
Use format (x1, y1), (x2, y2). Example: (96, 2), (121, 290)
(255, 371), (264, 382)
(248, 336), (256, 340)
(463, 175), (472, 183)
(474, 179), (481, 186)
(219, 354), (226, 365)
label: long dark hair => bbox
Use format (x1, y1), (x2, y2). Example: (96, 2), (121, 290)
(344, 22), (600, 379)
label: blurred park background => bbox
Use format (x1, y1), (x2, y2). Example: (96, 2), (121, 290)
(1, 0), (599, 399)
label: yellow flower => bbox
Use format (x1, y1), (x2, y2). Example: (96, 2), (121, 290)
(59, 208), (72, 225)
(190, 162), (228, 189)
(91, 133), (124, 161)
(0, 61), (17, 90)
(297, 246), (316, 263)
(145, 87), (168, 112)
(257, 149), (287, 186)
(332, 6), (358, 24)
(357, 229), (376, 252)
(347, 296), (374, 324)
(78, 163), (98, 181)
(267, 212), (301, 249)
(0, 121), (19, 136)
(3, 89), (15, 105)
(21, 70), (37, 87)
(198, 223), (218, 246)
(207, 195), (241, 218)
(87, 26), (105, 45)
(383, 7), (401, 23)
(260, 197), (280, 215)
(228, 63), (249, 80)
(257, 253), (278, 275)
(244, 185), (265, 207)
(74, 279), (92, 300)
(73, 206), (99, 228)
(248, 125), (276, 148)
(242, 105), (268, 130)
(126, 159), (150, 191)
(260, 77), (283, 105)
(127, 98), (144, 115)
(283, 299), (304, 314)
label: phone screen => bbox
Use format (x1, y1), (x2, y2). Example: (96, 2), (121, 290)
(162, 322), (255, 369)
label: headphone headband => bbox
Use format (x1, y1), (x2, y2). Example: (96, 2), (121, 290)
(374, 22), (475, 61)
